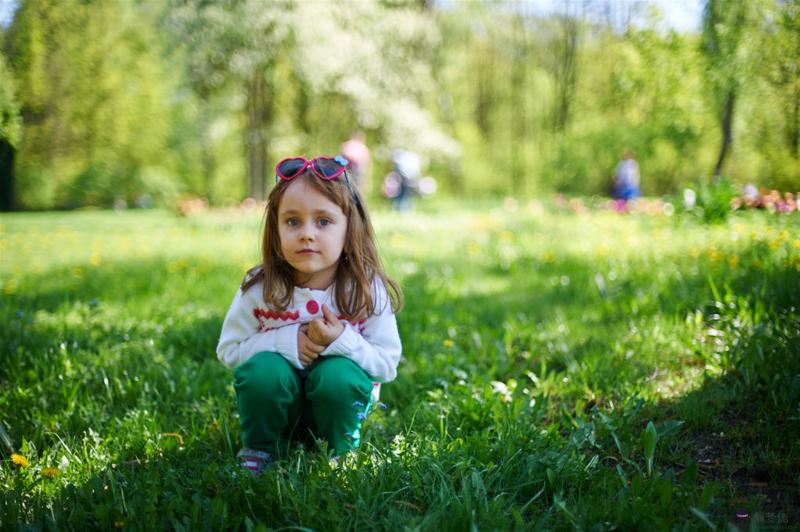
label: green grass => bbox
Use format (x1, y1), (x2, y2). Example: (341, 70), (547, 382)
(1, 200), (799, 530)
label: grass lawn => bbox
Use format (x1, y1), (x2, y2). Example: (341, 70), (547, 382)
(1, 199), (799, 530)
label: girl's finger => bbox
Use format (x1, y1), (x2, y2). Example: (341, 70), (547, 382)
(321, 304), (337, 323)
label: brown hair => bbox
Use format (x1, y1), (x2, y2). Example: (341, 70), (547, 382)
(242, 169), (403, 321)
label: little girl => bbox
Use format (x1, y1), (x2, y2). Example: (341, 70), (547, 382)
(217, 155), (403, 474)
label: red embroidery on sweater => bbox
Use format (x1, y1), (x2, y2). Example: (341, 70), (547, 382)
(254, 308), (300, 321)
(253, 308), (299, 332)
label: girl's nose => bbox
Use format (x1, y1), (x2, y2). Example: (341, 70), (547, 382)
(299, 223), (315, 240)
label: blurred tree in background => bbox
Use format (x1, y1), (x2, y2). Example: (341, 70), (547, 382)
(0, 47), (20, 211)
(1, 0), (799, 209)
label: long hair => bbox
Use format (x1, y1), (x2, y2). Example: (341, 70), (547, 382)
(242, 169), (403, 321)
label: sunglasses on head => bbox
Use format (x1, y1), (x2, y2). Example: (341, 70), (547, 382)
(275, 156), (349, 181)
(275, 155), (362, 209)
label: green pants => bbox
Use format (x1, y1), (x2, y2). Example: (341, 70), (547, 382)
(233, 352), (374, 456)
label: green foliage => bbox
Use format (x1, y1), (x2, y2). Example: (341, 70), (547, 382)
(3, 1), (800, 206)
(680, 176), (738, 224)
(1, 202), (798, 528)
(6, 0), (178, 208)
(0, 51), (20, 146)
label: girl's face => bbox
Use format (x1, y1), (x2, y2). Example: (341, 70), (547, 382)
(277, 179), (348, 290)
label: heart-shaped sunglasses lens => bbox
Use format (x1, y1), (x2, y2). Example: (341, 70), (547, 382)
(277, 158), (309, 179)
(312, 158), (345, 180)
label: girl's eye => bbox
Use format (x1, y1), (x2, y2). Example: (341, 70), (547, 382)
(318, 218), (331, 226)
(286, 218), (300, 227)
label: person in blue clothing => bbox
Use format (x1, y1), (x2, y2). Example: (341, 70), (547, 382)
(612, 150), (641, 207)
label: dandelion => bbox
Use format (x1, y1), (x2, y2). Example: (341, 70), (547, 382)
(443, 339), (455, 349)
(11, 453), (29, 467)
(3, 279), (17, 295)
(42, 467), (59, 478)
(728, 255), (740, 268)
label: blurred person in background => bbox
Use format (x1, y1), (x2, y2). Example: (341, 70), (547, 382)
(382, 149), (421, 211)
(612, 149), (641, 211)
(340, 130), (371, 195)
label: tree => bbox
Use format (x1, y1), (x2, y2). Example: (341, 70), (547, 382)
(701, 0), (750, 177)
(168, 0), (292, 201)
(767, 0), (800, 158)
(7, 0), (174, 208)
(550, 11), (581, 132)
(0, 50), (21, 210)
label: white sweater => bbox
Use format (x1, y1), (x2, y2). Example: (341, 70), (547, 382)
(216, 278), (402, 383)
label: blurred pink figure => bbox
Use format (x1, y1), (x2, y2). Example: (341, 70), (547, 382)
(340, 130), (371, 195)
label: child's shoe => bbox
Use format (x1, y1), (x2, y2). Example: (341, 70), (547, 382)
(237, 448), (273, 476)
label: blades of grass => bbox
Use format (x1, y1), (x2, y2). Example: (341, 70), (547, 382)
(642, 421), (658, 476)
(0, 419), (13, 454)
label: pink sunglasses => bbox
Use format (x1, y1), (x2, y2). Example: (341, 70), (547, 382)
(274, 155), (362, 209)
(275, 156), (349, 181)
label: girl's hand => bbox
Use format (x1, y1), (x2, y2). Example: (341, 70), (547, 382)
(307, 305), (345, 347)
(298, 324), (324, 367)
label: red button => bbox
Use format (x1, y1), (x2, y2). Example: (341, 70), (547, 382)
(306, 300), (319, 314)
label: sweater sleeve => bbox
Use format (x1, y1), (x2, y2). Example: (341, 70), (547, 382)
(320, 280), (402, 383)
(216, 287), (302, 370)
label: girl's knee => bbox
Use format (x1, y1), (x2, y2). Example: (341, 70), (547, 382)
(306, 356), (372, 404)
(234, 352), (297, 396)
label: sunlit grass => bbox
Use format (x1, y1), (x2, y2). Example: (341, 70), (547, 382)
(1, 200), (798, 529)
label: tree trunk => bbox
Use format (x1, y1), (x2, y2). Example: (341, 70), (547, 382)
(510, 15), (527, 193)
(198, 91), (216, 200)
(553, 15), (579, 132)
(790, 85), (800, 159)
(713, 89), (735, 177)
(475, 38), (494, 138)
(245, 71), (271, 200)
(0, 139), (14, 211)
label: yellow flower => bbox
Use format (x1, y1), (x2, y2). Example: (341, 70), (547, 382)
(3, 279), (17, 295)
(11, 453), (29, 467)
(443, 339), (455, 349)
(42, 467), (59, 478)
(466, 241), (481, 256)
(727, 255), (740, 268)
